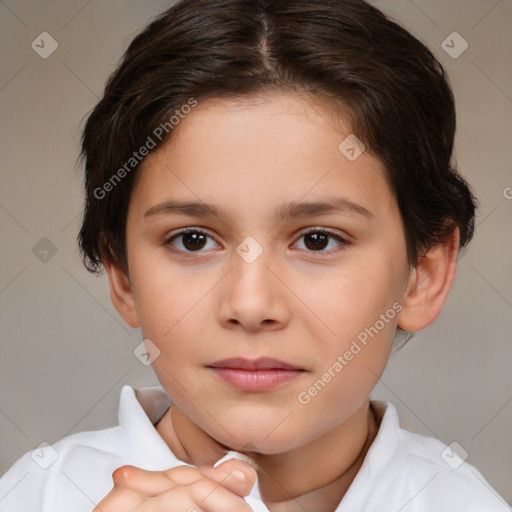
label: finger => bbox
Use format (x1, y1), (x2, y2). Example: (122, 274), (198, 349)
(196, 458), (258, 497)
(156, 480), (253, 512)
(94, 486), (146, 512)
(112, 465), (177, 496)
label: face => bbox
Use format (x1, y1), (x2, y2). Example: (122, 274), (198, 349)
(121, 92), (412, 454)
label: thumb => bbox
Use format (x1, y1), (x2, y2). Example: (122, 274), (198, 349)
(197, 458), (258, 497)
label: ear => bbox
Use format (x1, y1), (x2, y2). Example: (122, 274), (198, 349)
(103, 260), (139, 328)
(397, 228), (460, 332)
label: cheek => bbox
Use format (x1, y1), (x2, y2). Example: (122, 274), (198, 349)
(130, 248), (207, 338)
(296, 321), (395, 431)
(308, 259), (401, 341)
(301, 257), (401, 402)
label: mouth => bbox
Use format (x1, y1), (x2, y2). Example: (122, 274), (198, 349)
(208, 357), (304, 371)
(206, 357), (306, 392)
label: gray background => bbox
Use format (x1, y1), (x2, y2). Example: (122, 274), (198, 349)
(1, 0), (511, 505)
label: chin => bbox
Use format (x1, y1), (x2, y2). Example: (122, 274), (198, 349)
(216, 426), (307, 456)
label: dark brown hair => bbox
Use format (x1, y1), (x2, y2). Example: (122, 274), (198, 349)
(78, 0), (476, 277)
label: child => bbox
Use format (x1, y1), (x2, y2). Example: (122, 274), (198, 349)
(0, 0), (509, 510)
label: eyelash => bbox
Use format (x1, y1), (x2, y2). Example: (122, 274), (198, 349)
(164, 227), (349, 256)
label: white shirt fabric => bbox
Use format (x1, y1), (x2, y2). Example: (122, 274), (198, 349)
(0, 385), (509, 512)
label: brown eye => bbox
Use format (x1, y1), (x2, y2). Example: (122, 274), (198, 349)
(166, 229), (218, 252)
(293, 229), (348, 253)
(304, 231), (329, 250)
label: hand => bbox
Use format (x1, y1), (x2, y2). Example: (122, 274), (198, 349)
(93, 458), (258, 512)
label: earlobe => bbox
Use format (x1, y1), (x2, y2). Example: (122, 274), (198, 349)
(104, 260), (139, 328)
(397, 228), (460, 332)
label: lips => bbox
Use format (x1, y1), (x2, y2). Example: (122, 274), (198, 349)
(206, 357), (306, 392)
(207, 357), (303, 371)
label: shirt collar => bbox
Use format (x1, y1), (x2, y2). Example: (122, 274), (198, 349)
(336, 400), (402, 509)
(118, 385), (401, 508)
(118, 385), (177, 469)
(118, 384), (265, 503)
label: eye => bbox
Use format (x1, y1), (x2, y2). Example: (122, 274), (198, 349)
(292, 228), (348, 253)
(164, 227), (349, 255)
(165, 228), (220, 253)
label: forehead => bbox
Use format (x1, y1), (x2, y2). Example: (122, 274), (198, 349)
(130, 92), (397, 224)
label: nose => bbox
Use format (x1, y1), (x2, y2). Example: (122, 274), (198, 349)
(217, 244), (291, 333)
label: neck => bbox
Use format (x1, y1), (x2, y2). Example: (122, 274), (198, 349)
(156, 404), (230, 465)
(245, 400), (378, 509)
(156, 400), (379, 512)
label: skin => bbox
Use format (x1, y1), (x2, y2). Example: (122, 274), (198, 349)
(105, 92), (459, 511)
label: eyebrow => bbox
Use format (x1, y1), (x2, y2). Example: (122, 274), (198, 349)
(144, 197), (376, 223)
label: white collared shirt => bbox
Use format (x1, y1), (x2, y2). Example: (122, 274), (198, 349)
(0, 385), (509, 511)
